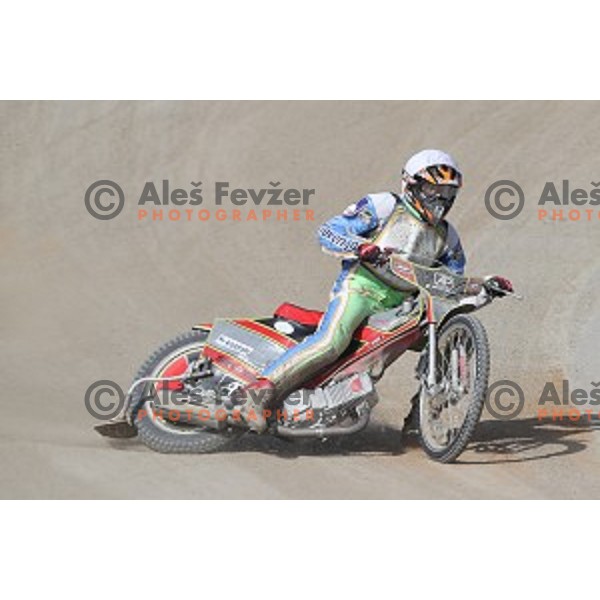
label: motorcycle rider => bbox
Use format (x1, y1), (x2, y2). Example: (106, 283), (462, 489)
(238, 149), (513, 431)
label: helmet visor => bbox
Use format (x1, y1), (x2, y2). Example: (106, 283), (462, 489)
(414, 182), (458, 223)
(419, 182), (458, 203)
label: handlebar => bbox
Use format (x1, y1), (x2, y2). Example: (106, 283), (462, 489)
(374, 248), (523, 301)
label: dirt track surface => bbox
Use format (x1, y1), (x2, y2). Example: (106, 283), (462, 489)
(1, 101), (599, 498)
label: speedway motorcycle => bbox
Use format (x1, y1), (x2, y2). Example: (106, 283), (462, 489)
(95, 253), (520, 463)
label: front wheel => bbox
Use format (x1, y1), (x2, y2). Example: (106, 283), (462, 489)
(417, 314), (490, 463)
(131, 330), (242, 454)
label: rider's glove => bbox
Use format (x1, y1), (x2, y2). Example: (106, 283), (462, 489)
(357, 243), (382, 263)
(484, 275), (514, 297)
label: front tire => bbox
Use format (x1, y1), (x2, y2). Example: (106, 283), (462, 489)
(417, 314), (490, 463)
(131, 330), (241, 454)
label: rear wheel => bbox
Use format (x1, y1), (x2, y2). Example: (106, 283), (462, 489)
(131, 330), (241, 454)
(417, 314), (490, 463)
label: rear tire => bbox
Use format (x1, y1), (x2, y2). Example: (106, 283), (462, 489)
(417, 314), (490, 463)
(131, 330), (241, 454)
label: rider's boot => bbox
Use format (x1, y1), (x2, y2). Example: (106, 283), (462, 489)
(235, 377), (277, 433)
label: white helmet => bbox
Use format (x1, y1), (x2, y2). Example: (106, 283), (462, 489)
(401, 149), (462, 224)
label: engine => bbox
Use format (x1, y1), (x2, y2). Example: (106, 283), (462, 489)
(281, 373), (378, 427)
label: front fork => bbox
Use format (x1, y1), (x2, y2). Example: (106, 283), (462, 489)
(426, 297), (438, 392)
(423, 302), (466, 396)
(427, 322), (438, 389)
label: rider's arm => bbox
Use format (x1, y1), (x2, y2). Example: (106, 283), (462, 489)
(438, 222), (467, 275)
(317, 193), (396, 259)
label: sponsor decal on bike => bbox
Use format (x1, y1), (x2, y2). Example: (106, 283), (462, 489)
(431, 271), (455, 294)
(214, 334), (254, 359)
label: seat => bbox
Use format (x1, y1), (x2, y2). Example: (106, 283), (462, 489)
(274, 302), (324, 327)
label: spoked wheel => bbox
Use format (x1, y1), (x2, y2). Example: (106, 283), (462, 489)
(131, 330), (242, 454)
(418, 314), (490, 463)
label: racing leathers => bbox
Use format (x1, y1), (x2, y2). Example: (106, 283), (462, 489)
(261, 192), (466, 398)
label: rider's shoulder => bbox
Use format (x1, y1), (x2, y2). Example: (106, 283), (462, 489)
(362, 191), (398, 221)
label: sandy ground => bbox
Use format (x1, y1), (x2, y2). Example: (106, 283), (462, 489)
(0, 101), (598, 499)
